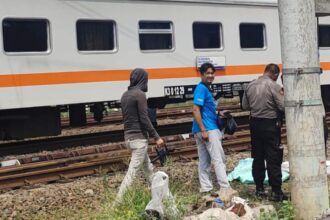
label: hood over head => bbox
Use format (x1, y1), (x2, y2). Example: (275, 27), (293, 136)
(128, 68), (148, 92)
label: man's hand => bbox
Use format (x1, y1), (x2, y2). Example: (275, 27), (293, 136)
(279, 87), (284, 95)
(156, 138), (164, 147)
(219, 110), (231, 117)
(201, 130), (209, 142)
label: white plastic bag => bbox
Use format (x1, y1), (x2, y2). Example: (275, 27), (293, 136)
(145, 171), (179, 219)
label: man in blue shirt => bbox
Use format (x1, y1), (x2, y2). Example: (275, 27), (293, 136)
(192, 62), (231, 193)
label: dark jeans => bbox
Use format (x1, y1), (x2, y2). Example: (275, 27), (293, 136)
(250, 117), (283, 192)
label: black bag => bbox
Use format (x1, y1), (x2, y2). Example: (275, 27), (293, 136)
(225, 116), (238, 135)
(217, 115), (226, 130)
(217, 112), (238, 135)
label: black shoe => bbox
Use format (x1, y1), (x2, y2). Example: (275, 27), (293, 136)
(270, 191), (288, 202)
(255, 189), (267, 198)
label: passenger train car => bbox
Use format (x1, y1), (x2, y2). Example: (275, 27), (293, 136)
(1, 0), (330, 140)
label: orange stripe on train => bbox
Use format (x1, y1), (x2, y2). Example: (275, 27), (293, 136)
(0, 63), (329, 87)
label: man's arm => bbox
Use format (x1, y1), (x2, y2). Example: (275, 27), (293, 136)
(242, 90), (250, 110)
(193, 104), (205, 131)
(193, 104), (209, 141)
(136, 92), (160, 139)
(272, 84), (284, 112)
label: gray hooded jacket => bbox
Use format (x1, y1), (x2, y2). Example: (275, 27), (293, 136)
(121, 69), (160, 141)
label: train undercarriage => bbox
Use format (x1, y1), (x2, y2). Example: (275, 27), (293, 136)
(1, 84), (330, 141)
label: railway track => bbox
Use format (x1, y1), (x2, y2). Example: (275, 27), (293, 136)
(1, 108), (328, 191)
(0, 108), (249, 156)
(0, 127), (287, 191)
(0, 121), (193, 156)
(61, 103), (242, 128)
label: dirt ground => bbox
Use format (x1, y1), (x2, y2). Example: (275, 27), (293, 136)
(0, 143), (327, 220)
(0, 151), (253, 219)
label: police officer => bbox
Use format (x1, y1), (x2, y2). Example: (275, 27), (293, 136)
(242, 63), (287, 202)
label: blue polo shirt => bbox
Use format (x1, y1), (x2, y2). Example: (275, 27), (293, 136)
(192, 82), (218, 133)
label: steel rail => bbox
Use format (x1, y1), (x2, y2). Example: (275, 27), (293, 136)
(0, 111), (249, 156)
(0, 131), (289, 191)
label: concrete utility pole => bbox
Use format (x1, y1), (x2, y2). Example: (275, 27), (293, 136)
(278, 0), (329, 219)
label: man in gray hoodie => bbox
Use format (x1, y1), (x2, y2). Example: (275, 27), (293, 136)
(115, 68), (164, 204)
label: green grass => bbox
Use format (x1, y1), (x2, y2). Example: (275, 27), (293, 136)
(92, 159), (201, 220)
(92, 179), (183, 220)
(95, 183), (151, 220)
(90, 159), (296, 220)
(25, 156), (292, 220)
(259, 201), (294, 220)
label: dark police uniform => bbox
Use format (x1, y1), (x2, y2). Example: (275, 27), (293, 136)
(242, 75), (284, 196)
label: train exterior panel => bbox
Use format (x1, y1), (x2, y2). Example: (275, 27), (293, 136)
(0, 0), (330, 139)
(0, 0), (282, 109)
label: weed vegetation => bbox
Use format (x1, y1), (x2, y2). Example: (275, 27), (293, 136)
(91, 157), (294, 220)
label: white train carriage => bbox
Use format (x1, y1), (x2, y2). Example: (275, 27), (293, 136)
(0, 0), (330, 140)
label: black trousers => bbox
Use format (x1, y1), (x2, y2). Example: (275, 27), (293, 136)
(250, 117), (283, 192)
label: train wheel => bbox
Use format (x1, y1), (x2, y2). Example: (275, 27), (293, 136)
(93, 110), (104, 123)
(91, 103), (105, 123)
(69, 104), (87, 127)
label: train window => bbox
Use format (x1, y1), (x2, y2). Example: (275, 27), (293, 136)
(139, 21), (173, 51)
(193, 22), (223, 49)
(76, 20), (116, 52)
(319, 25), (330, 47)
(239, 23), (266, 49)
(2, 18), (49, 53)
